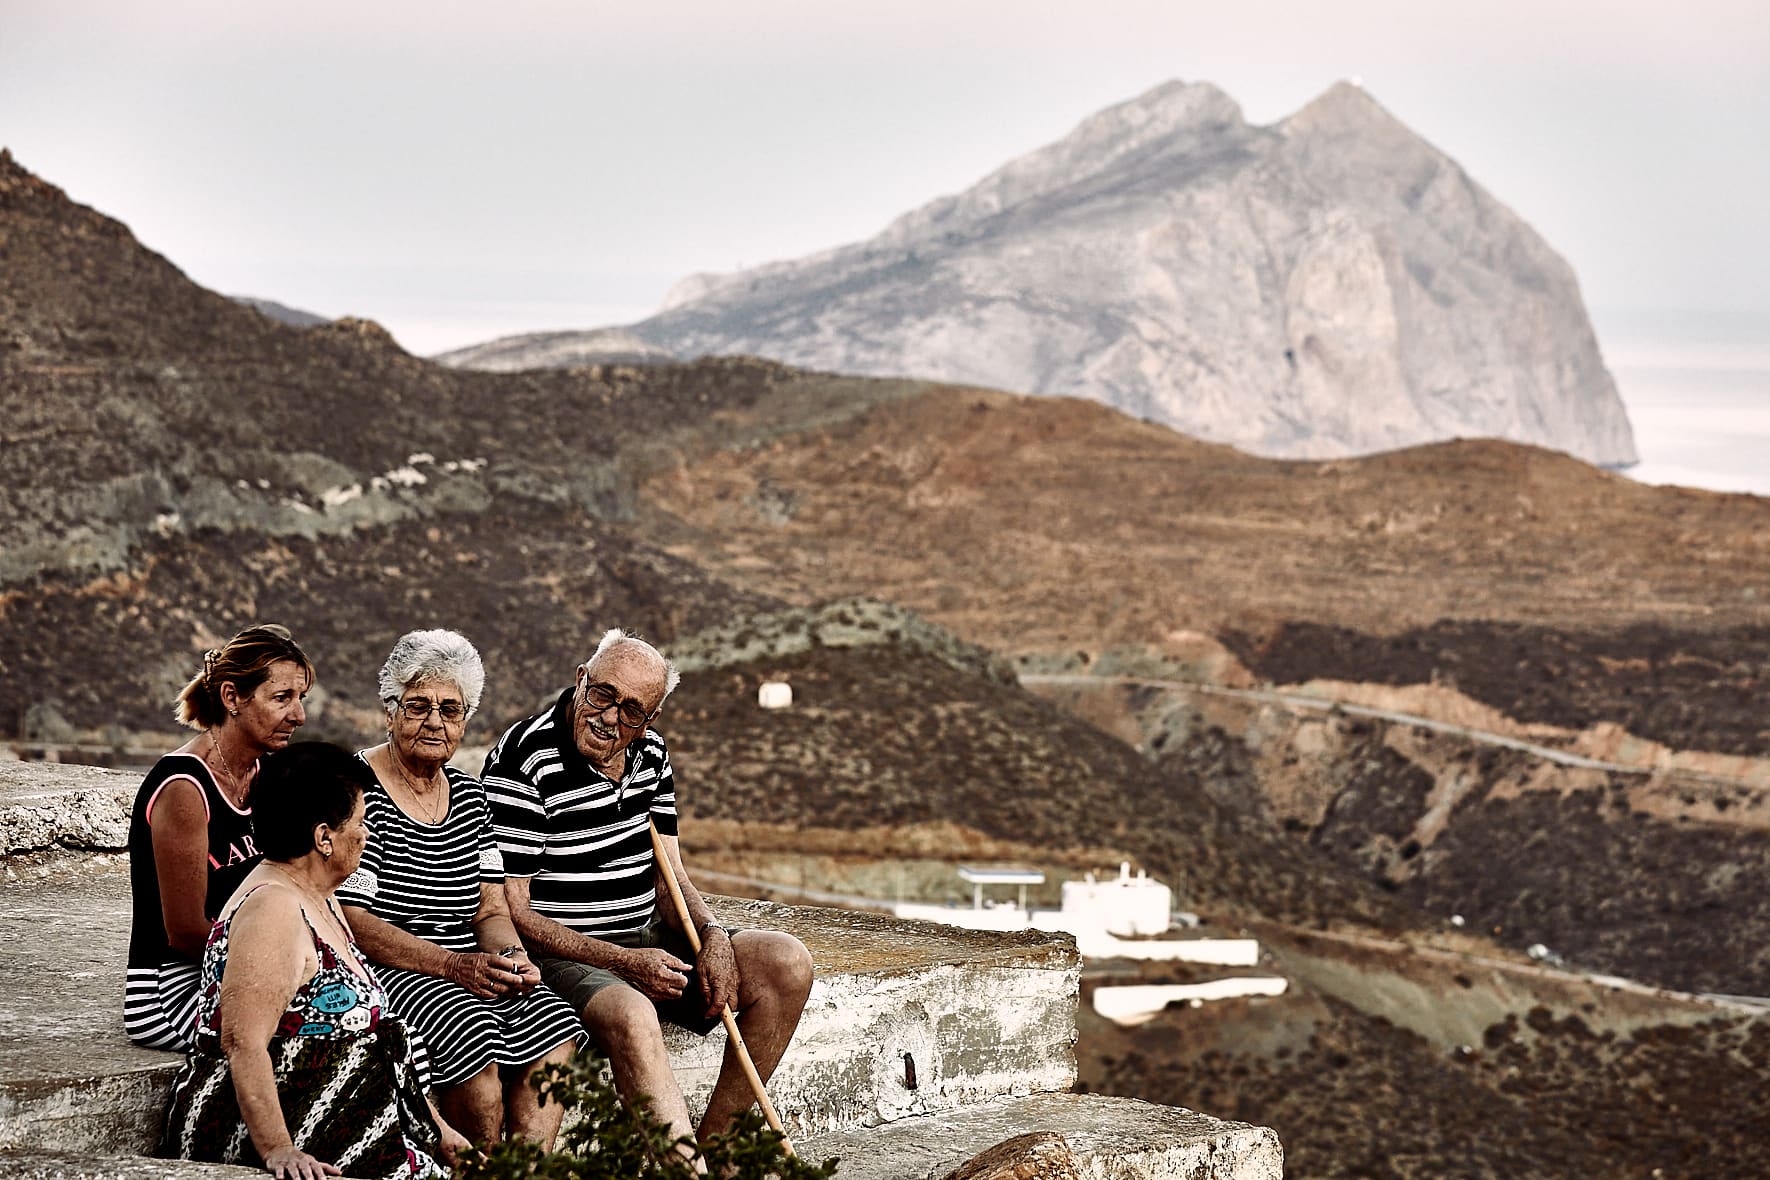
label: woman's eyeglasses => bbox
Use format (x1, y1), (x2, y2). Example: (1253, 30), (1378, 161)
(397, 698), (466, 723)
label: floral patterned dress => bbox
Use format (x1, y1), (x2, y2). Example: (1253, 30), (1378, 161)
(160, 886), (447, 1179)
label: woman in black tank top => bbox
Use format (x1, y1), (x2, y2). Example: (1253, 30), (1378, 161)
(123, 623), (316, 1051)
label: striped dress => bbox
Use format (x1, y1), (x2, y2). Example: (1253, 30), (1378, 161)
(338, 764), (583, 1088)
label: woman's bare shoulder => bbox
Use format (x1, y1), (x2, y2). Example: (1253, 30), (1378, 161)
(222, 875), (305, 928)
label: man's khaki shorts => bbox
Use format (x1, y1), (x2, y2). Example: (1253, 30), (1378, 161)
(538, 920), (736, 1037)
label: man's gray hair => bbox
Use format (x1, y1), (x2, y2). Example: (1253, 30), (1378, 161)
(379, 628), (487, 719)
(587, 627), (681, 702)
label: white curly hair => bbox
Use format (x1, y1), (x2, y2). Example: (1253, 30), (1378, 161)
(585, 628), (681, 703)
(378, 628), (487, 719)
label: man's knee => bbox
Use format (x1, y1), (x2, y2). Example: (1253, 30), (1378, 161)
(736, 930), (814, 1001)
(582, 985), (668, 1055)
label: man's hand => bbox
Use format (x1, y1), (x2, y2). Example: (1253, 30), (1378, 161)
(696, 926), (740, 1020)
(620, 946), (694, 1001)
(507, 951), (541, 995)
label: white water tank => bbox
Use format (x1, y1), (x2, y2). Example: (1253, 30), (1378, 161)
(1061, 863), (1172, 936)
(757, 681), (793, 709)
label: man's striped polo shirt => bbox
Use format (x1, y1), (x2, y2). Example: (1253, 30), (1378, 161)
(483, 687), (679, 937)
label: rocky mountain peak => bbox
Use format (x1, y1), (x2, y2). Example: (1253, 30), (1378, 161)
(873, 79), (1251, 250)
(1281, 79), (1396, 132)
(657, 79), (1252, 314)
(450, 81), (1637, 468)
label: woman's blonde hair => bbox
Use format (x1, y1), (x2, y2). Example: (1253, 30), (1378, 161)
(173, 624), (315, 730)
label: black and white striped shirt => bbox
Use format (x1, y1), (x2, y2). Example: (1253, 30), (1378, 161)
(482, 689), (679, 938)
(339, 764), (502, 951)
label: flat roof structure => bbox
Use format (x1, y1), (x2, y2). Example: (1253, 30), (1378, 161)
(957, 865), (1047, 885)
(957, 865), (1046, 912)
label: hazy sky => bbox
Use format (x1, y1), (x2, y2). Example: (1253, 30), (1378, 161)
(3, 0), (1767, 357)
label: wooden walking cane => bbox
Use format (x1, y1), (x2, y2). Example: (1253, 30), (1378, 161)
(648, 820), (796, 1156)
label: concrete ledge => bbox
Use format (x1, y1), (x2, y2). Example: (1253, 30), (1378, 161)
(796, 1092), (1283, 1180)
(0, 763), (134, 860)
(0, 860), (1077, 1152)
(1, 760), (1279, 1178)
(0, 1149), (259, 1178)
(678, 901), (1079, 1136)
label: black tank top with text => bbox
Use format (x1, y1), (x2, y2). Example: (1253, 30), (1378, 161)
(127, 753), (261, 967)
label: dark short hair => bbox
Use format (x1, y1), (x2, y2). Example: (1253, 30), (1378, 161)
(251, 742), (372, 861)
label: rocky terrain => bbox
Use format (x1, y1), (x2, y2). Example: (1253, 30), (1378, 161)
(1078, 983), (1770, 1180)
(618, 383), (1770, 996)
(442, 80), (1636, 467)
(1224, 619), (1770, 757)
(657, 602), (1404, 931)
(4, 150), (1768, 1177)
(233, 297), (329, 328)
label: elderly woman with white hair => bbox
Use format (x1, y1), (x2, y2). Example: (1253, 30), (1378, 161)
(339, 629), (583, 1150)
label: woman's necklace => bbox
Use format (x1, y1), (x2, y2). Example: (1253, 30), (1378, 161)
(205, 731), (247, 806)
(388, 750), (447, 824)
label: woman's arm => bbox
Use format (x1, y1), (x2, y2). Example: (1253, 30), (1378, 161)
(216, 887), (338, 1179)
(149, 779), (220, 958)
(426, 1094), (470, 1167)
(337, 905), (453, 976)
(339, 902), (521, 1000)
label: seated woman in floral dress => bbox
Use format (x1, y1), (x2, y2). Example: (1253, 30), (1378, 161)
(340, 629), (582, 1148)
(161, 743), (469, 1180)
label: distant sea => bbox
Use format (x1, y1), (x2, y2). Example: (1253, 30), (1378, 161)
(1603, 320), (1770, 498)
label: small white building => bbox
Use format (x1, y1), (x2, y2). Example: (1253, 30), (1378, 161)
(893, 865), (1045, 931)
(758, 681), (793, 709)
(891, 863), (1259, 969)
(1060, 863), (1172, 936)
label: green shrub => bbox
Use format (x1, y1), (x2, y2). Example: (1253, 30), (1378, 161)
(457, 1056), (838, 1180)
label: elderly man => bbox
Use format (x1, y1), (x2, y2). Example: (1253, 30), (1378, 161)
(483, 629), (813, 1148)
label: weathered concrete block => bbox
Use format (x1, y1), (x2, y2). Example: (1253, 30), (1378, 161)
(798, 1093), (1283, 1180)
(0, 1149), (258, 1178)
(664, 900), (1079, 1137)
(0, 765), (134, 858)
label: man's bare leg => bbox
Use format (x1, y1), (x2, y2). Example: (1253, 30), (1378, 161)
(696, 931), (814, 1142)
(582, 986), (699, 1163)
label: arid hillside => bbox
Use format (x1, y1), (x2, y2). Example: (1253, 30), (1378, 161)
(633, 384), (1770, 649)
(657, 608), (1404, 931)
(5, 151), (1768, 1178)
(1079, 981), (1770, 1180)
(629, 387), (1770, 993)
